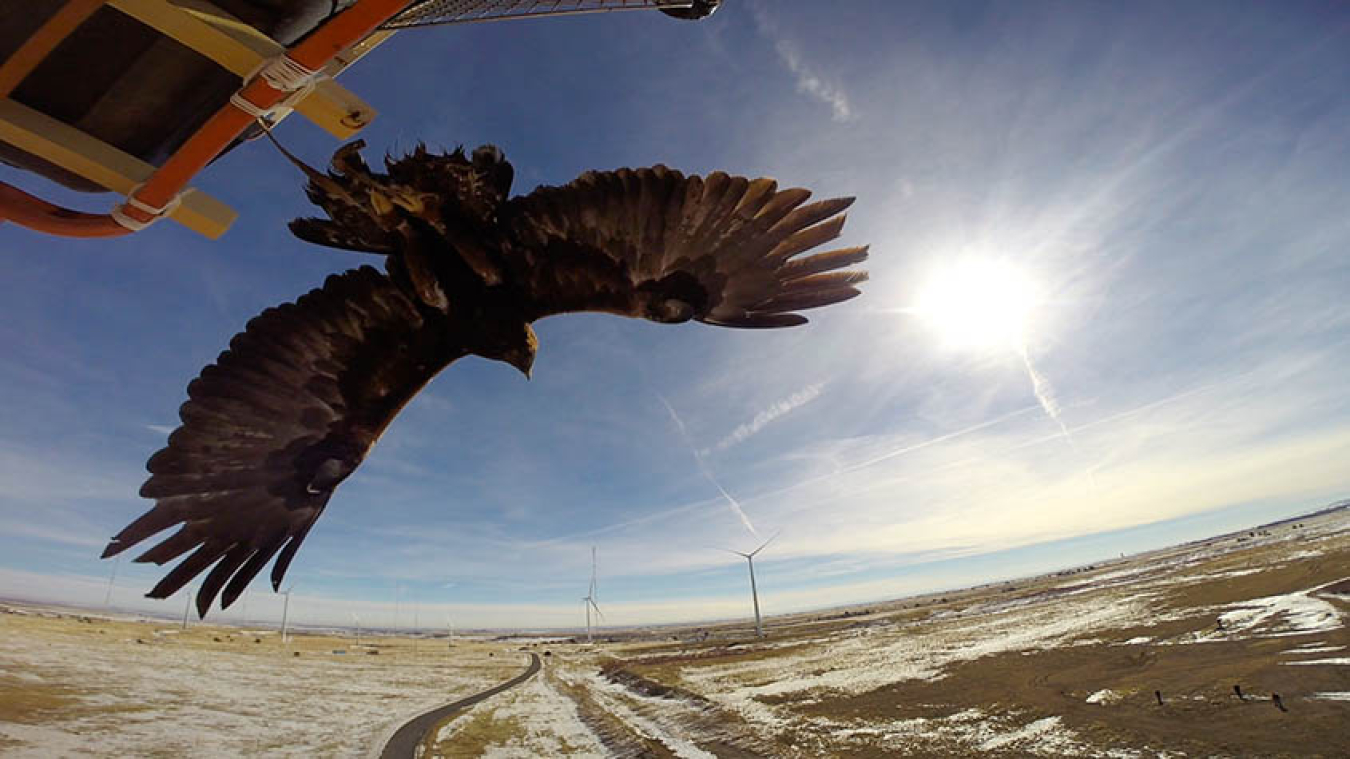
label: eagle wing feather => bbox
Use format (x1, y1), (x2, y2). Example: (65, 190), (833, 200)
(102, 267), (466, 616)
(500, 166), (868, 326)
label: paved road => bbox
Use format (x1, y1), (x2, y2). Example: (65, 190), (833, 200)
(379, 652), (542, 759)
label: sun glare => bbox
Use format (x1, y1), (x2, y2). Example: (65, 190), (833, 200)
(913, 259), (1041, 352)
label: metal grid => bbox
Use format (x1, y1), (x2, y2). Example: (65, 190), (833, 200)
(382, 0), (704, 28)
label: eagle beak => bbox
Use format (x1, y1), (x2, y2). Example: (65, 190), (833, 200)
(368, 189), (394, 217)
(507, 351), (533, 380)
(390, 189), (426, 214)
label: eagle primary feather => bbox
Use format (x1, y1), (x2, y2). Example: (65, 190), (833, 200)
(104, 142), (868, 616)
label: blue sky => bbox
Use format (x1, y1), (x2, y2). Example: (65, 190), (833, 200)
(1, 0), (1347, 630)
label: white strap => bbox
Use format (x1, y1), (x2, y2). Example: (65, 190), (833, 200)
(110, 204), (153, 232)
(255, 55), (320, 92)
(232, 54), (326, 123)
(111, 183), (187, 231)
(229, 91), (272, 119)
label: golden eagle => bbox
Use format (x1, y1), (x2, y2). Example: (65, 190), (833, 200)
(102, 142), (868, 616)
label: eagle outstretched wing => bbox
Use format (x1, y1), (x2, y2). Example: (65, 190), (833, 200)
(102, 267), (466, 616)
(500, 165), (868, 327)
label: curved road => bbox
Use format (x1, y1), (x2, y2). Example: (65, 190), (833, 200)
(379, 652), (542, 759)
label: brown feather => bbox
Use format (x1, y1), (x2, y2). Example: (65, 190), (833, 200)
(707, 313), (810, 328)
(753, 287), (863, 314)
(503, 167), (865, 326)
(106, 267), (468, 614)
(766, 214), (849, 263)
(779, 246), (870, 280)
(148, 542), (231, 599)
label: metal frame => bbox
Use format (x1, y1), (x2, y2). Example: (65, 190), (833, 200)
(384, 0), (700, 28)
(0, 0), (712, 240)
(0, 98), (237, 237)
(0, 0), (400, 238)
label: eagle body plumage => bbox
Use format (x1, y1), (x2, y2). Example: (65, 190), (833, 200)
(103, 142), (869, 616)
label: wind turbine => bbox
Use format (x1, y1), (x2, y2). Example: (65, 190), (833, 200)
(581, 546), (603, 644)
(279, 584), (295, 645)
(180, 585), (194, 630)
(722, 533), (778, 638)
(103, 554), (120, 610)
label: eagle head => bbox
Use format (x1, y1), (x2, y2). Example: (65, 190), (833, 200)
(476, 320), (537, 379)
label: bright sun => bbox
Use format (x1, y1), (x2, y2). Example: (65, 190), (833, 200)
(912, 259), (1041, 351)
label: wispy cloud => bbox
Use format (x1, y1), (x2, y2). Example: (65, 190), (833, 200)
(750, 2), (857, 123)
(705, 382), (825, 455)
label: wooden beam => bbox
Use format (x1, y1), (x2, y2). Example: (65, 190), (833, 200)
(0, 98), (236, 238)
(107, 0), (379, 139)
(0, 0), (108, 99)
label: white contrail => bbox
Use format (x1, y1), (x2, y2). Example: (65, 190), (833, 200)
(1018, 342), (1077, 452)
(879, 303), (1079, 452)
(659, 395), (761, 538)
(1017, 340), (1098, 491)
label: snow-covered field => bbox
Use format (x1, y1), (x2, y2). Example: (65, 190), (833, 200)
(0, 620), (514, 757)
(3, 507), (1347, 757)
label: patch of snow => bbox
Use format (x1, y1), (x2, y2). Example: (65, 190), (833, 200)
(1086, 689), (1122, 705)
(1176, 581), (1346, 644)
(1122, 636), (1153, 645)
(1310, 692), (1350, 701)
(980, 716), (1065, 751)
(1283, 657), (1350, 666)
(815, 710), (1129, 757)
(1283, 549), (1325, 561)
(1279, 646), (1344, 655)
(432, 711), (474, 743)
(582, 673), (717, 758)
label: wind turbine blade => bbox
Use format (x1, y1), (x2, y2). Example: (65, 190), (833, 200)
(589, 598), (604, 619)
(714, 546), (751, 558)
(749, 530), (781, 557)
(587, 546), (598, 599)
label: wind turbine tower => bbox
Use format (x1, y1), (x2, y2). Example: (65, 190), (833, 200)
(582, 546), (603, 644)
(280, 585), (295, 644)
(726, 534), (777, 638)
(104, 555), (120, 610)
(180, 585), (194, 630)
